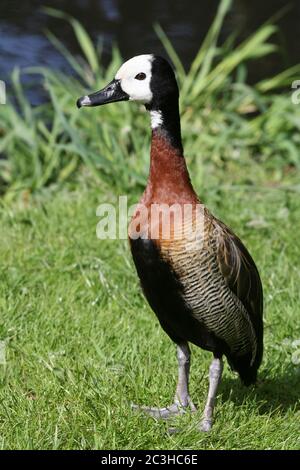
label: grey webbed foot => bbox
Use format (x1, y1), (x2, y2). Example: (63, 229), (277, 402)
(132, 343), (196, 420)
(200, 418), (212, 432)
(132, 399), (196, 420)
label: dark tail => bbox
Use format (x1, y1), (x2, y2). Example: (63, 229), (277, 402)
(237, 364), (258, 386)
(228, 348), (262, 386)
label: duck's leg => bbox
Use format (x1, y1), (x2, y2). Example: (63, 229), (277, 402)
(173, 343), (196, 410)
(200, 356), (223, 432)
(132, 342), (196, 419)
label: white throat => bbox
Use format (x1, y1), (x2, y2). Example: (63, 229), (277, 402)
(150, 110), (163, 129)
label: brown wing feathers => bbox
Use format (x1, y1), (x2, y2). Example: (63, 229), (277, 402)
(214, 219), (263, 383)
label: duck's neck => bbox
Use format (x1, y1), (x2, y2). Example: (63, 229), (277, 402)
(145, 99), (195, 202)
(149, 98), (183, 153)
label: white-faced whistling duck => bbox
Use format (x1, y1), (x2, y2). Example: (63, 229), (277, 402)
(77, 55), (263, 431)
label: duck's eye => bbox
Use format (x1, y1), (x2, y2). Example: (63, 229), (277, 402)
(135, 72), (146, 80)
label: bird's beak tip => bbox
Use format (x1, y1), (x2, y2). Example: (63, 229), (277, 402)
(76, 95), (91, 109)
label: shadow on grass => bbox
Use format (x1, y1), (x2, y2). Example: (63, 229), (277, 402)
(219, 365), (300, 414)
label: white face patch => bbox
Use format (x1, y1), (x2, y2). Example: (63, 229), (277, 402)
(115, 55), (153, 103)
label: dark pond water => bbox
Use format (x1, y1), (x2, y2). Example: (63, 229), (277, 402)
(1, 0), (300, 104)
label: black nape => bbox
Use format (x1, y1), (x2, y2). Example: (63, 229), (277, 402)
(146, 56), (183, 154)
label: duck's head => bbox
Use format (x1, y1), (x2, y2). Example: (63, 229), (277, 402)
(76, 54), (179, 116)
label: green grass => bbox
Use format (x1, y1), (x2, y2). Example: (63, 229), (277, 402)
(0, 174), (300, 450)
(0, 0), (300, 449)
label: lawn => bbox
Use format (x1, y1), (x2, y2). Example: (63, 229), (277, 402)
(0, 0), (300, 449)
(0, 172), (299, 449)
